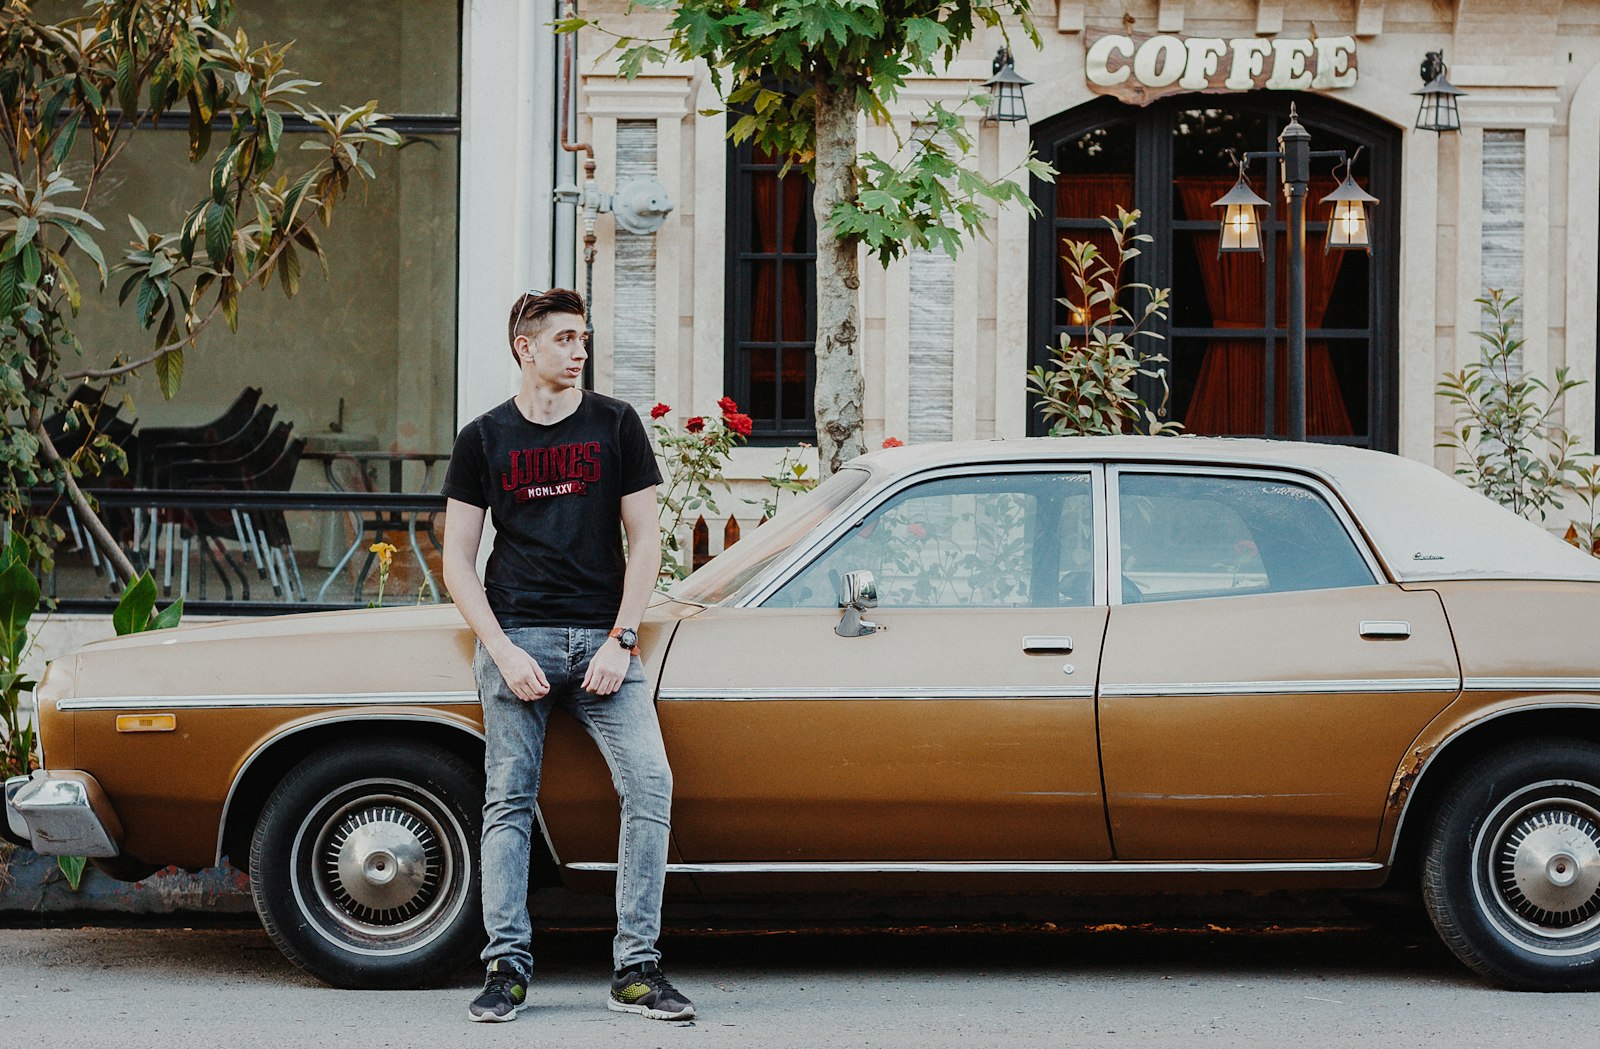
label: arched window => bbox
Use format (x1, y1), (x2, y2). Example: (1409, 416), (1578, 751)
(1028, 94), (1401, 449)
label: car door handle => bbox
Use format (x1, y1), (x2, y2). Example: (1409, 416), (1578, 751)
(1022, 635), (1074, 654)
(1360, 620), (1411, 640)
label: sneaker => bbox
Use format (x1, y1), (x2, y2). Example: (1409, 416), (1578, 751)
(608, 961), (695, 1020)
(467, 960), (528, 1023)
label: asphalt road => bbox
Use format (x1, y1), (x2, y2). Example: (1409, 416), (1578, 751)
(6, 914), (1600, 1048)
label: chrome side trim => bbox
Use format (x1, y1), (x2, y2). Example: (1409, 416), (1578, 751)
(61, 690), (479, 712)
(1464, 677), (1600, 693)
(657, 686), (1095, 702)
(212, 713), (560, 873)
(565, 860), (1383, 875)
(1100, 677), (1459, 698)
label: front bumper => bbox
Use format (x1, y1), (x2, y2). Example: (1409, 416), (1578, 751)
(3, 771), (123, 857)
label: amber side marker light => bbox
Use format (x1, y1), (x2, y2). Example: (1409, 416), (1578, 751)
(116, 714), (176, 733)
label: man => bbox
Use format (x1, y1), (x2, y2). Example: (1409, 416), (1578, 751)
(441, 288), (693, 1024)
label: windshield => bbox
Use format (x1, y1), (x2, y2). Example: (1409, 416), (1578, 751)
(669, 466), (873, 605)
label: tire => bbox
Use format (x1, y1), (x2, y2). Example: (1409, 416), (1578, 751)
(248, 740), (484, 989)
(1422, 738), (1600, 990)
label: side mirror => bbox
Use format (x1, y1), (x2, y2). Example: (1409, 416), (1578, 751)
(836, 570), (881, 638)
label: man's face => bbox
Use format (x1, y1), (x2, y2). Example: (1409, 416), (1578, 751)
(516, 311), (588, 389)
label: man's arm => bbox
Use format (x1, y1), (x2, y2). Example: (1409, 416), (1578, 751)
(442, 497), (549, 701)
(580, 486), (662, 696)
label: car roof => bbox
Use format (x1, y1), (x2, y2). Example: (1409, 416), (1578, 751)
(851, 437), (1600, 585)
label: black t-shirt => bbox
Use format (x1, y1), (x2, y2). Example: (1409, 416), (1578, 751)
(441, 391), (662, 628)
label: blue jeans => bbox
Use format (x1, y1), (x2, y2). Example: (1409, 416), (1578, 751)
(475, 627), (672, 976)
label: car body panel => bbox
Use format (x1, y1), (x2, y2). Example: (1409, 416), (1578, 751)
(1098, 585), (1460, 859)
(656, 604), (1111, 862)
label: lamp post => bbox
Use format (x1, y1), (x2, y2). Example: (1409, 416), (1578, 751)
(1211, 104), (1378, 441)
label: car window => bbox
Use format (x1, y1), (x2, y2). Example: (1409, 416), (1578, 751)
(765, 472), (1096, 609)
(1117, 472), (1375, 603)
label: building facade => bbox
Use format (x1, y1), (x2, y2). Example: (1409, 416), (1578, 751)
(75, 1), (1600, 510)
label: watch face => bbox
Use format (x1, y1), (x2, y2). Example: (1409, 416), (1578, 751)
(619, 629), (638, 649)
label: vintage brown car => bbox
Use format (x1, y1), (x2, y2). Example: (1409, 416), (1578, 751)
(9, 437), (1600, 991)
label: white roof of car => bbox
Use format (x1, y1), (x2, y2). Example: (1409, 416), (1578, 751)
(852, 437), (1600, 584)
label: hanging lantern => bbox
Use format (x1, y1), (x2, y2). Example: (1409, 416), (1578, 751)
(983, 48), (1032, 124)
(1321, 168), (1379, 253)
(1212, 170), (1269, 254)
(1415, 50), (1465, 133)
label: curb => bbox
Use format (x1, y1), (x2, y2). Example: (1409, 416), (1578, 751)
(0, 845), (253, 915)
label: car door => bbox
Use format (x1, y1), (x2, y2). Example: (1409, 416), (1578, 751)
(657, 466), (1114, 864)
(1096, 467), (1461, 861)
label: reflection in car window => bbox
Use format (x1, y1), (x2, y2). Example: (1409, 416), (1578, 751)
(1117, 473), (1374, 602)
(669, 467), (871, 605)
(766, 472), (1095, 609)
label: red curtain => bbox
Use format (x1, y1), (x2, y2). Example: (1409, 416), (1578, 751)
(1175, 176), (1353, 436)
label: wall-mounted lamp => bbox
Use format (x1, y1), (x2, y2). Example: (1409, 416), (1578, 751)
(1415, 50), (1465, 133)
(983, 48), (1032, 124)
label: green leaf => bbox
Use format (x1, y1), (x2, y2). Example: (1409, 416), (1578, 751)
(115, 50), (136, 114)
(204, 200), (235, 266)
(155, 345), (183, 399)
(20, 242), (41, 288)
(52, 116), (80, 170)
(262, 108), (283, 166)
(0, 559), (40, 665)
(136, 277), (161, 327)
(57, 855), (87, 892)
(147, 598), (184, 632)
(53, 221), (107, 284)
(113, 571), (158, 636)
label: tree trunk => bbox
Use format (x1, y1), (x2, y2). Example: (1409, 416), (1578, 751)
(811, 77), (866, 475)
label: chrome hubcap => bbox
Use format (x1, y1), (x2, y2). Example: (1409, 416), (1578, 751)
(295, 784), (469, 950)
(329, 808), (438, 915)
(1490, 801), (1600, 937)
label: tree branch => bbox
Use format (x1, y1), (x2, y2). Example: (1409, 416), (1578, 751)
(30, 412), (138, 583)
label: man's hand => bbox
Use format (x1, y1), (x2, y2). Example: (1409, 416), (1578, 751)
(582, 637), (631, 696)
(491, 644), (550, 702)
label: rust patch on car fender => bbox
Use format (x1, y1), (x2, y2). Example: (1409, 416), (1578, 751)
(1387, 743), (1437, 811)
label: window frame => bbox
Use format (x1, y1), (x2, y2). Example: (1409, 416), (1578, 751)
(1027, 93), (1401, 450)
(724, 135), (819, 444)
(1105, 463), (1384, 606)
(749, 463), (1110, 609)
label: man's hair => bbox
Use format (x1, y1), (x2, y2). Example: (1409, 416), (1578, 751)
(508, 288), (586, 362)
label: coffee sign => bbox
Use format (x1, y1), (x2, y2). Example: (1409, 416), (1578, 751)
(1085, 29), (1358, 106)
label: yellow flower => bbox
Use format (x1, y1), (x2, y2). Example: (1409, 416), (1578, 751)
(369, 541), (397, 570)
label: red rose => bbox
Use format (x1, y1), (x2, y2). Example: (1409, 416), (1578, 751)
(718, 396), (739, 416)
(726, 412), (753, 437)
(685, 416), (705, 433)
(650, 403), (671, 419)
(882, 436), (905, 448)
(907, 522), (927, 539)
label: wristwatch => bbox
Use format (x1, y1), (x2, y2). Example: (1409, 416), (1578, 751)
(611, 626), (639, 651)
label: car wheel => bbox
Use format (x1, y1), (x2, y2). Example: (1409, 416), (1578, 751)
(248, 740), (483, 989)
(1422, 739), (1600, 990)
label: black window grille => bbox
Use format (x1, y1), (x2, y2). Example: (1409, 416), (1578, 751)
(725, 139), (818, 442)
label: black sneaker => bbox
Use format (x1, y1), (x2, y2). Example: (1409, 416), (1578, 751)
(468, 960), (528, 1023)
(608, 961), (695, 1020)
